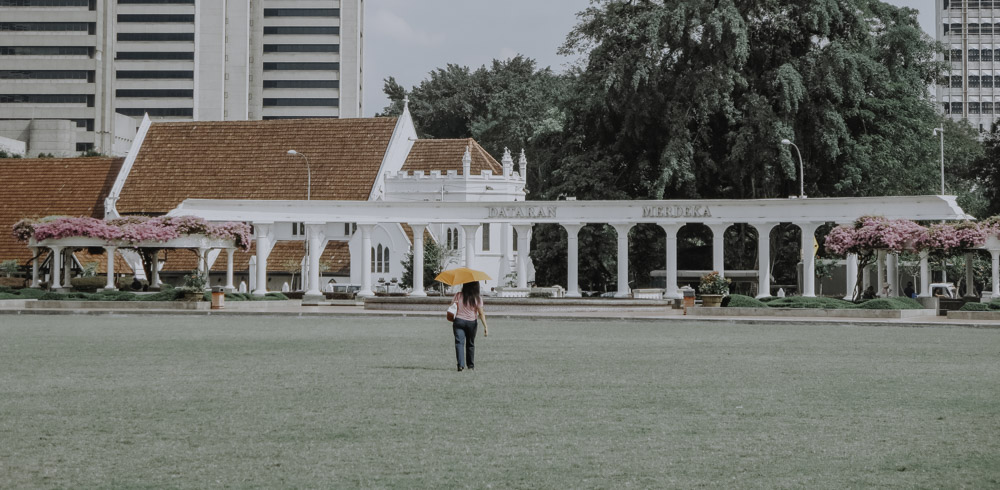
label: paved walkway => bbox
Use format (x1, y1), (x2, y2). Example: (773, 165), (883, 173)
(2, 300), (998, 329)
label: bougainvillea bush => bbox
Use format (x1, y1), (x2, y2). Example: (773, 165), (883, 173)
(12, 216), (251, 251)
(825, 216), (926, 301)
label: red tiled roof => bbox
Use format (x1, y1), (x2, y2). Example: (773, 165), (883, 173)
(402, 139), (502, 175)
(158, 240), (350, 275)
(116, 118), (399, 214)
(0, 157), (124, 264)
(73, 249), (135, 274)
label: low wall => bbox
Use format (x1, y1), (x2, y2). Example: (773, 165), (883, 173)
(364, 297), (669, 312)
(688, 307), (938, 319)
(947, 311), (1000, 321)
(26, 300), (209, 310)
(0, 299), (33, 309)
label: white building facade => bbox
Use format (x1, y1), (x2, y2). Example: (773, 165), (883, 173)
(937, 0), (1000, 131)
(0, 0), (363, 156)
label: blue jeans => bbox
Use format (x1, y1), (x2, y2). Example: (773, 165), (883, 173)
(453, 318), (477, 369)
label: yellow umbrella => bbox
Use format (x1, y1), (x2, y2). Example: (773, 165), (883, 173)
(434, 267), (492, 286)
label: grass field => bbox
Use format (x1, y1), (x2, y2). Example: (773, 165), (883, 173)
(1, 315), (998, 488)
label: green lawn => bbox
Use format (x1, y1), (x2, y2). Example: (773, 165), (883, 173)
(1, 316), (998, 488)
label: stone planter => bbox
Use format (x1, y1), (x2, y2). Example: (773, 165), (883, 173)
(181, 290), (204, 302)
(701, 294), (723, 307)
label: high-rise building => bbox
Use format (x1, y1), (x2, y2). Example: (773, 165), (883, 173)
(0, 0), (363, 156)
(936, 0), (999, 132)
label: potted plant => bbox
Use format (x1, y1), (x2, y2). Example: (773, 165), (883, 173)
(179, 272), (206, 301)
(699, 271), (730, 307)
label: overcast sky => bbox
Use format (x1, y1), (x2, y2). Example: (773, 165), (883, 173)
(363, 0), (933, 116)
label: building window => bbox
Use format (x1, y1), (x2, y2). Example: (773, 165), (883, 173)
(263, 44), (339, 53)
(0, 94), (89, 104)
(482, 223), (490, 252)
(263, 98), (339, 107)
(116, 70), (193, 79)
(116, 51), (194, 60)
(952, 75), (963, 88)
(983, 75), (994, 88)
(75, 142), (93, 152)
(951, 48), (963, 62)
(291, 222), (305, 236)
(969, 102), (981, 114)
(0, 69), (89, 80)
(512, 228), (518, 252)
(969, 49), (981, 62)
(116, 89), (193, 98)
(382, 246), (390, 273)
(116, 107), (193, 117)
(0, 46), (90, 56)
(982, 24), (994, 35)
(117, 32), (194, 42)
(951, 102), (963, 114)
(0, 0), (89, 5)
(263, 8), (339, 17)
(262, 80), (338, 89)
(262, 62), (339, 71)
(343, 223), (356, 236)
(117, 14), (195, 22)
(370, 244), (390, 273)
(446, 228), (459, 250)
(263, 26), (339, 35)
(968, 24), (980, 35)
(983, 102), (994, 114)
(0, 22), (92, 32)
(943, 102), (951, 115)
(969, 75), (980, 88)
(982, 49), (993, 62)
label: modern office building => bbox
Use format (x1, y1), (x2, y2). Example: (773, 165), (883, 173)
(0, 0), (363, 156)
(937, 0), (999, 131)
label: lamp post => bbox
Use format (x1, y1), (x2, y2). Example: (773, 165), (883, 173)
(780, 138), (805, 198)
(932, 127), (944, 195)
(286, 150), (311, 200)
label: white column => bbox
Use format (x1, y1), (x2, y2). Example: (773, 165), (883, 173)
(197, 247), (208, 281)
(886, 253), (898, 296)
(990, 249), (999, 298)
(30, 246), (41, 288)
(50, 246), (63, 291)
(62, 249), (72, 289)
(513, 224), (532, 289)
(358, 224), (375, 297)
(562, 223), (584, 298)
(660, 223), (683, 299)
(918, 251), (930, 297)
(964, 252), (976, 297)
(224, 248), (235, 293)
(461, 224), (480, 269)
(305, 224), (326, 298)
(612, 223), (634, 298)
(410, 224), (427, 297)
(799, 222), (819, 297)
(104, 246), (117, 291)
(150, 250), (162, 289)
(752, 223), (776, 299)
(253, 223), (274, 297)
(843, 254), (859, 300)
(707, 223), (730, 276)
(876, 251), (886, 297)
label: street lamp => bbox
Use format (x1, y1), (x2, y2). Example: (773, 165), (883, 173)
(932, 127), (944, 195)
(780, 138), (805, 198)
(286, 150), (311, 200)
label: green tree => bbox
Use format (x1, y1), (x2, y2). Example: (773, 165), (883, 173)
(964, 122), (1000, 218)
(400, 238), (451, 292)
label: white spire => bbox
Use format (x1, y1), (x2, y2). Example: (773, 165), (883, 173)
(502, 147), (513, 179)
(518, 149), (528, 182)
(402, 95), (410, 112)
(462, 145), (472, 178)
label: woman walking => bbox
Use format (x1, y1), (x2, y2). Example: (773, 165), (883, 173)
(452, 281), (486, 372)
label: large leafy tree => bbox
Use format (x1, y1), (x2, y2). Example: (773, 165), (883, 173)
(964, 122), (1000, 218)
(553, 0), (950, 201)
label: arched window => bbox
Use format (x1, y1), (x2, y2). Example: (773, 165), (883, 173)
(446, 227), (459, 250)
(371, 246), (376, 273)
(382, 246), (390, 273)
(513, 228), (519, 252)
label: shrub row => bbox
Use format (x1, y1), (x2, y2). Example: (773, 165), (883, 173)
(959, 299), (1000, 311)
(726, 295), (925, 310)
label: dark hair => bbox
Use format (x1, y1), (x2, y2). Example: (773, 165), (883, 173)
(461, 281), (480, 308)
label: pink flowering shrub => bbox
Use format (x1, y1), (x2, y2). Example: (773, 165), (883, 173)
(12, 215), (251, 251)
(916, 221), (990, 256)
(825, 216), (926, 256)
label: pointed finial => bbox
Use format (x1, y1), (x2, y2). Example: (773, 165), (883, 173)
(518, 149), (528, 182)
(462, 145), (472, 178)
(501, 147), (513, 179)
(402, 95), (410, 112)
